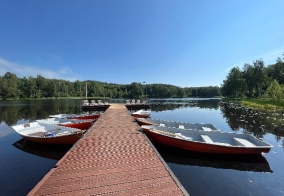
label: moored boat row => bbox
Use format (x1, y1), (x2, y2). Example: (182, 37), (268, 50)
(133, 112), (273, 155)
(11, 106), (273, 155)
(11, 113), (100, 145)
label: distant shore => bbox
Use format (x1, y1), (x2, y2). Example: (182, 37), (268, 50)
(0, 97), (111, 101)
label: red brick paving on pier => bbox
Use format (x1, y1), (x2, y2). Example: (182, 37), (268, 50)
(29, 104), (187, 195)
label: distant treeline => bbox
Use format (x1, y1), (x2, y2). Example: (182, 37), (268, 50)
(221, 53), (284, 100)
(0, 72), (221, 100)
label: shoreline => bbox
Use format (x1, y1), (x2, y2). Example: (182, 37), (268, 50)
(239, 98), (284, 111)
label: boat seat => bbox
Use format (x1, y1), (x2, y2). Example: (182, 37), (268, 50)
(202, 127), (213, 132)
(176, 133), (193, 141)
(233, 137), (256, 147)
(201, 135), (214, 143)
(178, 125), (185, 129)
(159, 123), (165, 127)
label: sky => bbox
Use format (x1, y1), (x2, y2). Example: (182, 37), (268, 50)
(0, 0), (283, 87)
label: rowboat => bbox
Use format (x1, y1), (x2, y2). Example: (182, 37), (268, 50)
(131, 109), (150, 118)
(12, 122), (84, 145)
(135, 118), (220, 132)
(36, 118), (95, 131)
(50, 113), (100, 120)
(141, 125), (273, 155)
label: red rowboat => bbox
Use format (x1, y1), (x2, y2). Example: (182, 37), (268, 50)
(141, 125), (273, 155)
(12, 122), (84, 145)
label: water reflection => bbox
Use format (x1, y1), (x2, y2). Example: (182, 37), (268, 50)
(0, 99), (83, 126)
(155, 144), (272, 173)
(150, 98), (221, 111)
(13, 139), (71, 160)
(220, 103), (284, 141)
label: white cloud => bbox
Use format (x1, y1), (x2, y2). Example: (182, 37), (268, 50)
(0, 57), (80, 81)
(225, 47), (284, 73)
(258, 48), (284, 65)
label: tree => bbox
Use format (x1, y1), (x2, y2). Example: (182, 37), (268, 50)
(0, 76), (3, 99)
(242, 63), (255, 97)
(0, 72), (19, 99)
(263, 80), (284, 100)
(252, 60), (267, 97)
(128, 82), (143, 98)
(36, 75), (47, 98)
(266, 57), (284, 85)
(221, 67), (246, 98)
(18, 77), (37, 98)
(74, 80), (82, 97)
(45, 80), (57, 97)
(242, 60), (267, 98)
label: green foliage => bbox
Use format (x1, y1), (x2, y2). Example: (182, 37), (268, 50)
(262, 80), (284, 100)
(18, 76), (37, 98)
(0, 72), (19, 100)
(221, 67), (246, 98)
(222, 52), (284, 99)
(266, 57), (284, 84)
(242, 60), (267, 97)
(0, 72), (221, 99)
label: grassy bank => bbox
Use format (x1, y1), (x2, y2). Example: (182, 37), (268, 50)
(239, 98), (284, 110)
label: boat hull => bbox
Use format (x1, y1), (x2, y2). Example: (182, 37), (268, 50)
(68, 114), (99, 120)
(20, 132), (83, 145)
(135, 118), (154, 125)
(143, 129), (271, 155)
(132, 114), (150, 118)
(59, 121), (94, 131)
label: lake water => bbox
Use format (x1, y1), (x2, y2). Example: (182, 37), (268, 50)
(0, 99), (284, 195)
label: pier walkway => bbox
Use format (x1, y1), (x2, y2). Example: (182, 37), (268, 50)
(29, 104), (187, 195)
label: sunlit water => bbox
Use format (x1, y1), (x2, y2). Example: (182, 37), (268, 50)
(0, 99), (283, 195)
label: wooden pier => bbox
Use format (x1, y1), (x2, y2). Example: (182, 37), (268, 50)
(29, 104), (187, 195)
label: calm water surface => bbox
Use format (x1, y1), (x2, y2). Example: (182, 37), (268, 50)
(0, 99), (284, 195)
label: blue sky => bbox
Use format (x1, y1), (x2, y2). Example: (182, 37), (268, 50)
(0, 0), (283, 87)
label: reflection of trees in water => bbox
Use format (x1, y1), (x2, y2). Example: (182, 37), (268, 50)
(220, 103), (284, 142)
(0, 100), (82, 126)
(151, 99), (220, 111)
